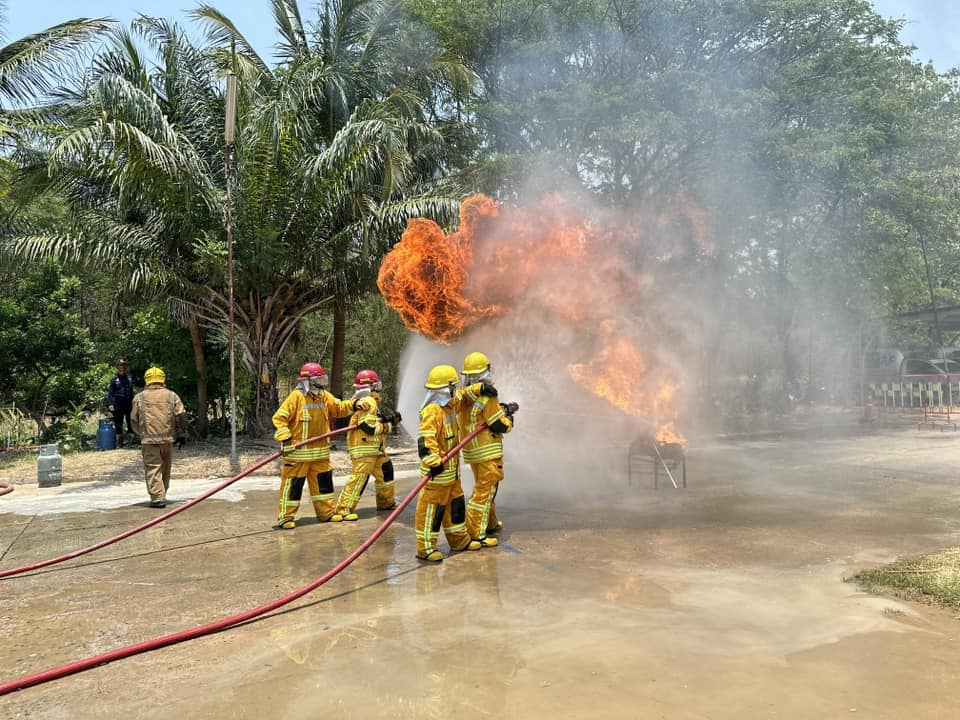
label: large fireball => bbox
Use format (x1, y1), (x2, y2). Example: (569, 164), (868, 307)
(377, 193), (705, 441)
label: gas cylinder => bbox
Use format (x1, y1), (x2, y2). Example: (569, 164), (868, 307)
(97, 418), (117, 451)
(37, 443), (63, 487)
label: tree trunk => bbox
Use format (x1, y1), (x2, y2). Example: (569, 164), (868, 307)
(331, 300), (347, 398)
(254, 351), (279, 438)
(188, 317), (209, 437)
(246, 344), (280, 438)
(196, 286), (331, 436)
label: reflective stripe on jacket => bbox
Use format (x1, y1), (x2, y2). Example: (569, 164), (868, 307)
(417, 385), (481, 481)
(347, 394), (391, 458)
(272, 388), (354, 461)
(458, 385), (512, 463)
(418, 403), (458, 483)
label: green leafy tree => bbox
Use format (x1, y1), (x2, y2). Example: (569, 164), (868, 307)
(6, 19), (225, 434)
(409, 0), (960, 406)
(0, 259), (98, 435)
(185, 0), (467, 427)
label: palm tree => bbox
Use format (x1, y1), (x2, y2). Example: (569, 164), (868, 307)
(8, 3), (469, 435)
(6, 18), (224, 433)
(0, 3), (111, 133)
(194, 0), (470, 401)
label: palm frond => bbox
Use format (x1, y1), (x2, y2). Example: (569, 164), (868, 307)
(0, 17), (112, 105)
(191, 4), (271, 78)
(272, 0), (309, 65)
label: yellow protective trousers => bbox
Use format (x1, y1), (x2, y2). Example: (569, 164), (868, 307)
(335, 456), (395, 514)
(466, 460), (504, 541)
(488, 501), (500, 534)
(277, 457), (335, 523)
(415, 476), (470, 557)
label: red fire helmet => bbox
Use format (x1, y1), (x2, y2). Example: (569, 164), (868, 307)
(353, 369), (381, 388)
(299, 362), (327, 379)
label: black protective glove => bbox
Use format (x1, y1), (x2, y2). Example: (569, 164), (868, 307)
(480, 382), (498, 397)
(428, 463), (444, 477)
(176, 437), (186, 450)
(500, 402), (519, 417)
(391, 411), (402, 424)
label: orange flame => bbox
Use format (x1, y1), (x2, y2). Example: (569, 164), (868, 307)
(376, 212), (494, 343)
(377, 194), (601, 341)
(655, 423), (684, 444)
(567, 321), (685, 442)
(377, 193), (700, 442)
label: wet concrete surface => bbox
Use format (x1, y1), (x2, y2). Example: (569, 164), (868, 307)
(2, 423), (960, 718)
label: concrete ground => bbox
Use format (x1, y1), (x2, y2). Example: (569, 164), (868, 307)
(2, 416), (960, 719)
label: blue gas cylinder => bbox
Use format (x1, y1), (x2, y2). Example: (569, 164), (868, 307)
(97, 418), (117, 451)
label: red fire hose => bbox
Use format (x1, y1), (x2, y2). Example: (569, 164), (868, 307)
(0, 422), (490, 696)
(0, 427), (357, 580)
(0, 481), (13, 497)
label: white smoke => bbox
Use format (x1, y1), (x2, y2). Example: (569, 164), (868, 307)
(395, 314), (659, 503)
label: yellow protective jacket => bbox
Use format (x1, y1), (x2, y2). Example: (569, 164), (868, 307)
(457, 383), (513, 463)
(417, 384), (482, 481)
(347, 392), (392, 458)
(418, 402), (459, 484)
(131, 384), (187, 445)
(272, 388), (354, 462)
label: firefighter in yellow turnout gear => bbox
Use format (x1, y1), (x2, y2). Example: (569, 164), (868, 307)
(272, 362), (355, 529)
(416, 365), (498, 562)
(458, 352), (516, 548)
(331, 369), (400, 521)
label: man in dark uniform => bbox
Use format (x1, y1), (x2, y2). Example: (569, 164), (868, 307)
(107, 358), (138, 447)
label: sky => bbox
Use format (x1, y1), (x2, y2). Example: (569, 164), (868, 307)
(5, 1), (277, 59)
(4, 1), (960, 71)
(871, 0), (960, 69)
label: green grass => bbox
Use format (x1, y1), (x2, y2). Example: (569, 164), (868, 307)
(852, 549), (960, 610)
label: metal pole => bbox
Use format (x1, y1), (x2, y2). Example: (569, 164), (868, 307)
(225, 72), (238, 467)
(918, 231), (944, 351)
(651, 441), (679, 489)
(918, 231), (950, 411)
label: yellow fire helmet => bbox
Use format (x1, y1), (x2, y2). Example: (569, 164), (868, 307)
(425, 364), (458, 389)
(461, 351), (490, 375)
(144, 366), (166, 385)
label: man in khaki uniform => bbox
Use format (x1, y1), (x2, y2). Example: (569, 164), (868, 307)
(131, 366), (187, 508)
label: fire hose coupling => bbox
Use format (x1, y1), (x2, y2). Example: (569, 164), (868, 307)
(500, 401), (519, 417)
